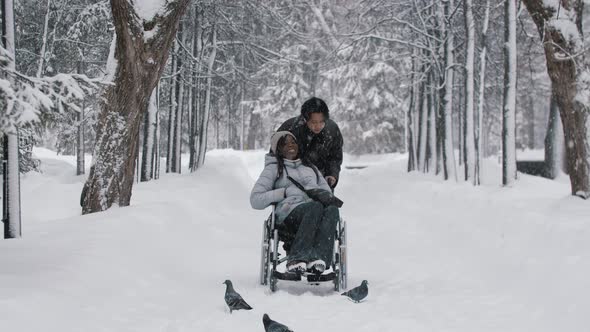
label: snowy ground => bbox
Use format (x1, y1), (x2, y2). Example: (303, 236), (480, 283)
(1, 147), (589, 332)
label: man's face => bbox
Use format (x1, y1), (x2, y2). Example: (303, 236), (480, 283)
(306, 112), (325, 135)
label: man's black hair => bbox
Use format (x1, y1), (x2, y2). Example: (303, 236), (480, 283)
(301, 97), (329, 120)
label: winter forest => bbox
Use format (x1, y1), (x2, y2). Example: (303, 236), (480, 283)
(1, 0), (590, 331)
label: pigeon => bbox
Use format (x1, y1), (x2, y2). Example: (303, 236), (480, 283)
(263, 313), (294, 332)
(341, 280), (368, 303)
(222, 280), (253, 313)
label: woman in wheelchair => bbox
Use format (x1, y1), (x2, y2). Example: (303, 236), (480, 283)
(250, 131), (340, 275)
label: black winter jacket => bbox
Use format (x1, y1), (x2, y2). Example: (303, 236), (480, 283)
(277, 116), (343, 186)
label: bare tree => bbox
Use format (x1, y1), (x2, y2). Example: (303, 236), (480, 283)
(463, 0), (477, 184)
(440, 0), (457, 180)
(475, 0), (490, 185)
(407, 50), (418, 172)
(81, 0), (190, 214)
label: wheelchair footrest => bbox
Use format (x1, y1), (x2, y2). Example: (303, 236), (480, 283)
(273, 271), (302, 281)
(307, 272), (336, 282)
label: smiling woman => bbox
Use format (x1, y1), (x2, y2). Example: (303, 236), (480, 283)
(281, 135), (299, 160)
(250, 131), (341, 274)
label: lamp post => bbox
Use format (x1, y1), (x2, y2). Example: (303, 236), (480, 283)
(2, 0), (22, 238)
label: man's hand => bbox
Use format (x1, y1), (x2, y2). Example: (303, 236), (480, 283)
(325, 176), (337, 187)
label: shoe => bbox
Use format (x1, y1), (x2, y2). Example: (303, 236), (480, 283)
(306, 259), (326, 274)
(287, 261), (306, 274)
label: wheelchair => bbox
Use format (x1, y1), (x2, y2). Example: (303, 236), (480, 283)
(259, 206), (348, 292)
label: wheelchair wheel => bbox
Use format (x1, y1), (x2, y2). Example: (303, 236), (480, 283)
(333, 253), (341, 292)
(269, 228), (280, 292)
(338, 220), (348, 290)
(259, 218), (271, 285)
(270, 274), (277, 292)
(332, 219), (347, 291)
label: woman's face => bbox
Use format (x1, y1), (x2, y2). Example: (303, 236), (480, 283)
(280, 135), (298, 160)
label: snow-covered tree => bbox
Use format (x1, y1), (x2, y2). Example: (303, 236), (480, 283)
(81, 0), (190, 214)
(522, 0), (590, 197)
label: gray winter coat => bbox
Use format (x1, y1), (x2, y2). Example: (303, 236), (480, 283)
(250, 154), (332, 223)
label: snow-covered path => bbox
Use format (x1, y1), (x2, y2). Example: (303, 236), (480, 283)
(1, 148), (589, 332)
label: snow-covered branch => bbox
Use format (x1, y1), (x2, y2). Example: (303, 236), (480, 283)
(0, 45), (100, 134)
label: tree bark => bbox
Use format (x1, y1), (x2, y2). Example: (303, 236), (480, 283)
(82, 0), (190, 214)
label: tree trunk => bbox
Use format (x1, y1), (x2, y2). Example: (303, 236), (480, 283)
(154, 85), (161, 180)
(502, 0), (518, 187)
(197, 24), (217, 168)
(407, 51), (418, 172)
(76, 100), (85, 176)
(545, 91), (565, 179)
(82, 0), (190, 214)
(417, 79), (428, 172)
(166, 40), (178, 173)
(189, 5), (202, 171)
(458, 75), (464, 167)
(527, 95), (535, 149)
(522, 0), (589, 197)
(246, 111), (261, 150)
(173, 63), (183, 173)
(76, 61), (85, 176)
(441, 0), (457, 181)
(2, 0), (21, 238)
(463, 0), (476, 184)
(427, 73), (437, 173)
(36, 0), (51, 78)
(172, 22), (185, 173)
(476, 0), (490, 185)
(141, 86), (158, 181)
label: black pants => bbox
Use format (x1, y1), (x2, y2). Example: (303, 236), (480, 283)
(281, 201), (339, 266)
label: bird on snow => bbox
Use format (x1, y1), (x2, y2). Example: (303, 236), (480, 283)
(222, 279), (253, 313)
(263, 313), (294, 332)
(341, 280), (368, 303)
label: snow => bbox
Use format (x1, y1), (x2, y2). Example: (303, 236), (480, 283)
(104, 32), (118, 83)
(143, 26), (160, 43)
(542, 0), (583, 53)
(1, 147), (590, 331)
(133, 0), (166, 22)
